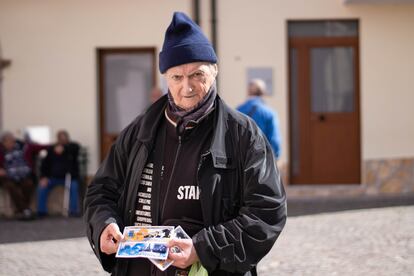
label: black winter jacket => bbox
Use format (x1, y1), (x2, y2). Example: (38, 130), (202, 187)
(84, 95), (287, 276)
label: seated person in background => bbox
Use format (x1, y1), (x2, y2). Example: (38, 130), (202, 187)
(0, 131), (45, 219)
(37, 130), (80, 217)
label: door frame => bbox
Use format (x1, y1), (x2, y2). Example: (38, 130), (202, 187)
(97, 47), (157, 161)
(288, 36), (361, 185)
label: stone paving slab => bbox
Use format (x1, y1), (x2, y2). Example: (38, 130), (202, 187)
(258, 206), (414, 276)
(0, 206), (413, 275)
(0, 237), (107, 276)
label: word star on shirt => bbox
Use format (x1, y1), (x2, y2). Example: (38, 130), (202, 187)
(177, 185), (200, 200)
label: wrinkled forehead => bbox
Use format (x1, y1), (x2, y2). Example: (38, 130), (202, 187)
(165, 62), (213, 75)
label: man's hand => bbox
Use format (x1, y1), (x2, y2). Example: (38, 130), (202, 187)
(100, 223), (124, 255)
(0, 168), (6, 177)
(168, 238), (199, 269)
(39, 177), (49, 188)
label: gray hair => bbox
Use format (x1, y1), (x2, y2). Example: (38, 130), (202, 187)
(249, 78), (267, 96)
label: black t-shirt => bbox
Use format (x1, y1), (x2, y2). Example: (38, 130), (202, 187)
(159, 110), (213, 231)
(128, 109), (214, 276)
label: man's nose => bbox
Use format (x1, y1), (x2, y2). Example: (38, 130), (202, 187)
(182, 77), (194, 92)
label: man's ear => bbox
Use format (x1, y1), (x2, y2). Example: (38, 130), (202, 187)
(212, 64), (218, 77)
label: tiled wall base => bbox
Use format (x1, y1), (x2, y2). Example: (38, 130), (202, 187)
(282, 157), (414, 198)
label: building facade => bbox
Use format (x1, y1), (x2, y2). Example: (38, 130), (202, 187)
(1, 0), (413, 198)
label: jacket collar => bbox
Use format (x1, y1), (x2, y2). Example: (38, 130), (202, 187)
(209, 97), (235, 169)
(136, 95), (168, 144)
(136, 94), (235, 169)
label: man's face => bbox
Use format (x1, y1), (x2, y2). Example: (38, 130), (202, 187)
(248, 83), (257, 95)
(2, 135), (16, 151)
(165, 62), (217, 110)
(57, 132), (69, 145)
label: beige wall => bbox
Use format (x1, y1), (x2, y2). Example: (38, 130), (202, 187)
(217, 0), (414, 164)
(1, 0), (414, 175)
(0, 0), (191, 174)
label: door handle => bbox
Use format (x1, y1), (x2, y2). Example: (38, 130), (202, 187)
(319, 115), (326, 122)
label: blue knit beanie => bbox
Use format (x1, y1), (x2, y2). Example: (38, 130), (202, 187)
(159, 12), (217, 73)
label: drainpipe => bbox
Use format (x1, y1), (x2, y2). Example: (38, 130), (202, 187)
(193, 0), (200, 25)
(211, 0), (218, 89)
(211, 0), (217, 54)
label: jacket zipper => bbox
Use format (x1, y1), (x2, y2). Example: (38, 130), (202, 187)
(160, 135), (182, 221)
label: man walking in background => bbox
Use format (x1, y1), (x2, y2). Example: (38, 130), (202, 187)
(237, 78), (282, 159)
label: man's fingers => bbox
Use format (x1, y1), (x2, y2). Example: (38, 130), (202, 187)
(168, 238), (199, 268)
(168, 252), (187, 269)
(167, 238), (177, 248)
(169, 253), (185, 264)
(168, 239), (182, 261)
(168, 238), (192, 261)
(101, 239), (118, 254)
(168, 238), (188, 248)
(100, 223), (124, 255)
(107, 223), (124, 242)
(101, 233), (121, 254)
(112, 228), (124, 242)
(39, 177), (48, 187)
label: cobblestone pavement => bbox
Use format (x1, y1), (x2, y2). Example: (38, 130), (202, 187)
(0, 206), (412, 276)
(258, 206), (414, 276)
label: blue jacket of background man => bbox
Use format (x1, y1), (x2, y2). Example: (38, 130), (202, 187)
(237, 97), (281, 158)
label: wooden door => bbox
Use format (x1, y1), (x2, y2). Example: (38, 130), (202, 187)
(289, 37), (361, 184)
(98, 48), (156, 160)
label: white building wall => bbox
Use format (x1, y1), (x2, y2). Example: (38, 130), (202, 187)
(1, 0), (414, 175)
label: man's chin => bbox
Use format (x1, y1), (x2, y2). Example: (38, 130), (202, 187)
(178, 101), (200, 111)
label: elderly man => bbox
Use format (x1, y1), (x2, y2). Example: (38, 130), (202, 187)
(84, 12), (286, 276)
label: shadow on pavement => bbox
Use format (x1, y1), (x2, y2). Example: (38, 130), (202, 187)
(0, 216), (85, 244)
(288, 192), (414, 217)
(1, 193), (413, 244)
